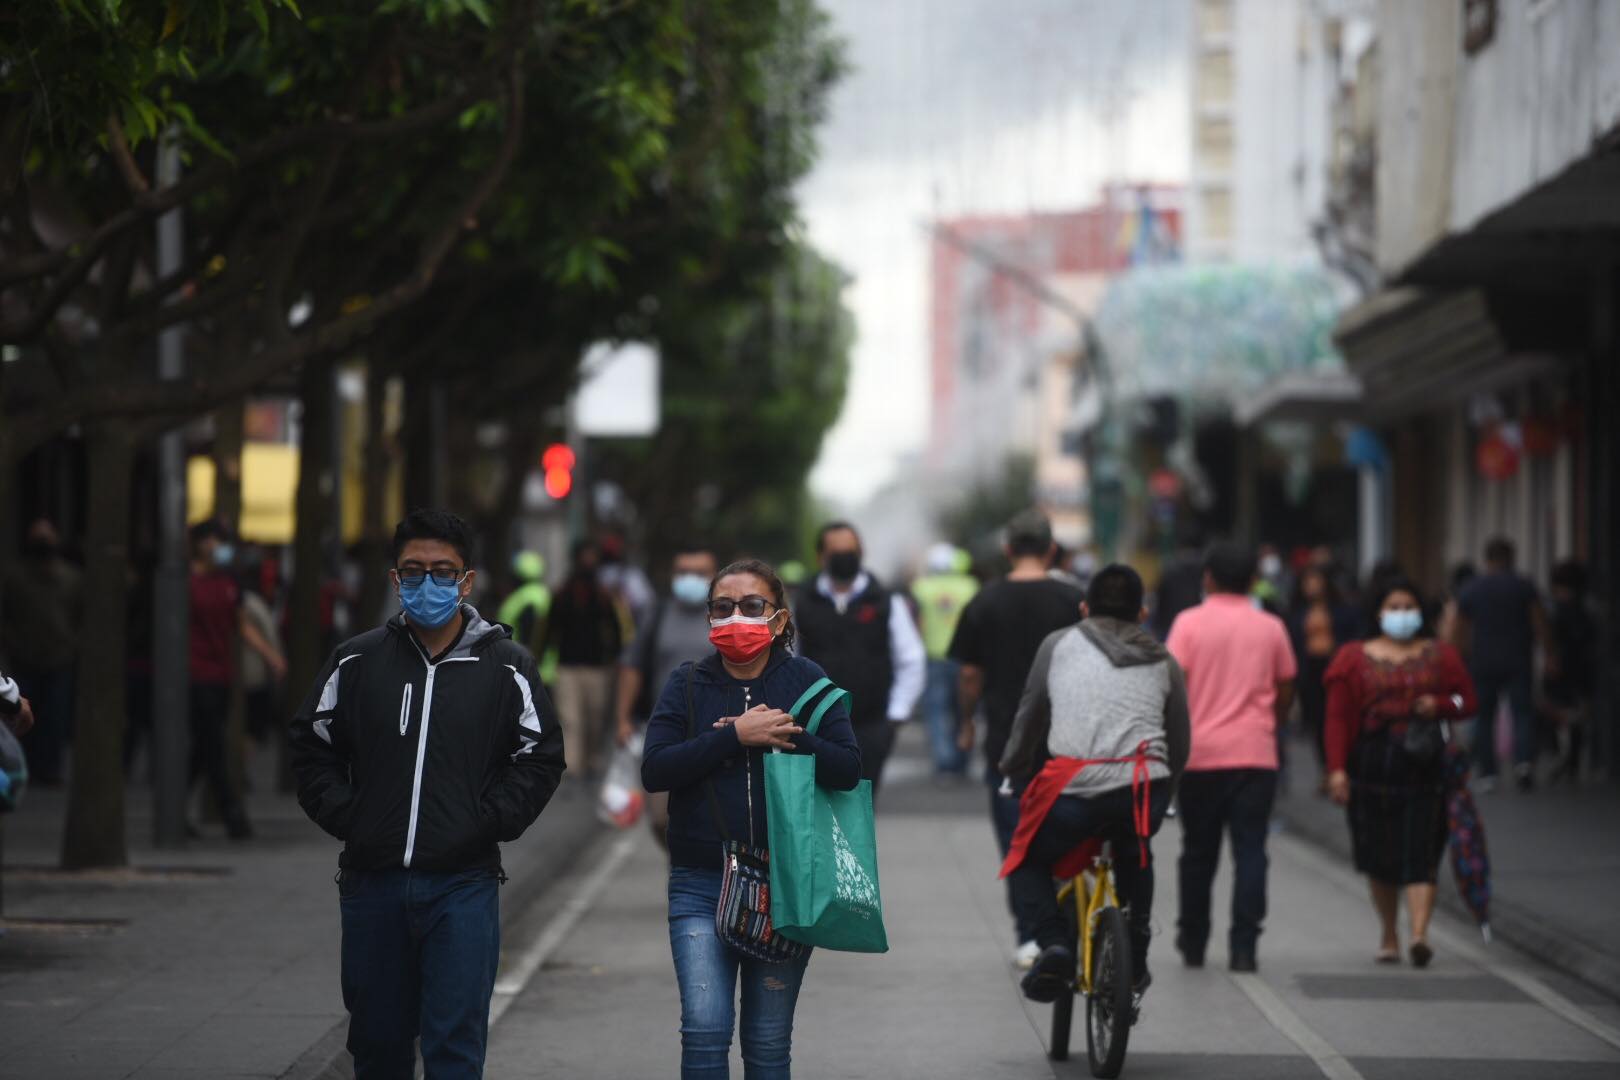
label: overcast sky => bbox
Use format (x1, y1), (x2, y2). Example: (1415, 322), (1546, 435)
(799, 0), (1190, 505)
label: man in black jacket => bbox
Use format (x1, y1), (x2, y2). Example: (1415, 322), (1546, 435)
(291, 508), (565, 1080)
(793, 521), (926, 794)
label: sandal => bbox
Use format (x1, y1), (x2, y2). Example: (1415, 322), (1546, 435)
(1410, 941), (1433, 969)
(1375, 948), (1401, 964)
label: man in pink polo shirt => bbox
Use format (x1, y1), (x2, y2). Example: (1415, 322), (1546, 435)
(1166, 543), (1295, 973)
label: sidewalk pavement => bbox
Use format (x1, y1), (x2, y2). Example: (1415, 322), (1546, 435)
(0, 757), (603, 1080)
(1274, 732), (1620, 1001)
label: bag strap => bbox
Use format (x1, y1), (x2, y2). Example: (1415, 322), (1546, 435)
(805, 687), (851, 737)
(788, 677), (833, 722)
(682, 662), (733, 845)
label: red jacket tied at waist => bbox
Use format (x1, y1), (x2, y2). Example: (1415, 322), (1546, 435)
(999, 742), (1162, 880)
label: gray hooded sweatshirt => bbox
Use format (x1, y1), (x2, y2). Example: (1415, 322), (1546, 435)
(999, 616), (1191, 797)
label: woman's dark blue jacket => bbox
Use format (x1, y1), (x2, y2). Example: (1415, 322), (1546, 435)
(641, 646), (862, 872)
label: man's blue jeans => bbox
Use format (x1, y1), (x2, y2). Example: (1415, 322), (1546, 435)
(923, 659), (967, 774)
(668, 867), (810, 1079)
(339, 866), (501, 1080)
(1176, 768), (1277, 958)
(1472, 666), (1534, 776)
(987, 764), (1035, 945)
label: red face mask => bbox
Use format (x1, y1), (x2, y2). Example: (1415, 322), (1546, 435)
(709, 614), (777, 665)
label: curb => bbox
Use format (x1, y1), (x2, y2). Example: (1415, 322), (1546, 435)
(278, 799), (608, 1080)
(1274, 794), (1620, 1004)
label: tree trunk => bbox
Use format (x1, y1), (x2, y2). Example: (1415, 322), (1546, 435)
(60, 420), (134, 869)
(356, 361), (392, 628)
(213, 398), (245, 532)
(483, 426), (540, 598)
(280, 358), (337, 793)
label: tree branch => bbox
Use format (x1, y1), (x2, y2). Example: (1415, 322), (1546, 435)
(105, 114), (151, 196)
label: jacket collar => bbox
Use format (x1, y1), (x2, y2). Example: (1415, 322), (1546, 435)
(814, 570), (876, 614)
(387, 604), (507, 663)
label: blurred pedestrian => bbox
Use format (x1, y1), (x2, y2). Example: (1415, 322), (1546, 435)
(237, 556), (287, 747)
(1167, 543), (1296, 972)
(948, 510), (1084, 968)
(290, 508), (565, 1080)
(910, 542), (979, 777)
(1000, 564), (1189, 1000)
(1451, 538), (1554, 791)
(541, 540), (623, 780)
(1544, 560), (1596, 783)
(793, 521), (925, 795)
(0, 519), (82, 785)
(189, 522), (283, 839)
(640, 558), (861, 1078)
(1151, 541), (1205, 641)
(496, 550), (552, 655)
(1288, 564), (1359, 779)
(1435, 563), (1478, 647)
(1324, 577), (1476, 967)
(598, 531), (657, 632)
(615, 542), (720, 847)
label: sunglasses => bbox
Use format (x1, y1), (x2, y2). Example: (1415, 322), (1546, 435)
(395, 567), (468, 587)
(707, 595), (777, 619)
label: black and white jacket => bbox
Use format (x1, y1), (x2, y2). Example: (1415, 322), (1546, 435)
(290, 605), (565, 872)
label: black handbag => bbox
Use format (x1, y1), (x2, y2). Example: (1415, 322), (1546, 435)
(683, 665), (806, 964)
(1401, 717), (1450, 762)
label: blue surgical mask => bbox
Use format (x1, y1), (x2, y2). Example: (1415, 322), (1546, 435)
(1380, 609), (1423, 641)
(213, 543), (236, 568)
(671, 573), (709, 607)
(400, 577), (462, 629)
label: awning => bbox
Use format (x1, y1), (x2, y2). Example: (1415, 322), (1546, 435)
(1233, 369), (1364, 427)
(1091, 262), (1348, 412)
(1332, 286), (1561, 418)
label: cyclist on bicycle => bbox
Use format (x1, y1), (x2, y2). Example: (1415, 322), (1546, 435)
(998, 564), (1190, 1002)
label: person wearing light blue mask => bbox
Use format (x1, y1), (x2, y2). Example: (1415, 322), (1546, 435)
(1322, 576), (1478, 969)
(615, 544), (720, 848)
(290, 508), (565, 1080)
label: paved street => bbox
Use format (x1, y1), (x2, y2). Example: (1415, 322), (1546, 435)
(487, 730), (1620, 1080)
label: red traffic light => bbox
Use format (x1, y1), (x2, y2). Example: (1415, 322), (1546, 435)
(542, 443), (575, 499)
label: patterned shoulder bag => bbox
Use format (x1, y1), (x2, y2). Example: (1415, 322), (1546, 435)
(684, 665), (806, 964)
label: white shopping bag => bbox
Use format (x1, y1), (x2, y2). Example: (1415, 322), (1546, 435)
(597, 731), (645, 829)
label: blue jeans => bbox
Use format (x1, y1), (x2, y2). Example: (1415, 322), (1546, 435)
(1176, 768), (1277, 957)
(1472, 666), (1534, 775)
(339, 866), (501, 1080)
(986, 764), (1035, 944)
(923, 659), (967, 774)
(668, 867), (810, 1079)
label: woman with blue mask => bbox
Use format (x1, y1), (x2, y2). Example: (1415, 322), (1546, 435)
(1321, 577), (1478, 967)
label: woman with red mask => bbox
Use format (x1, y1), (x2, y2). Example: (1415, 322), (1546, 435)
(642, 558), (862, 1078)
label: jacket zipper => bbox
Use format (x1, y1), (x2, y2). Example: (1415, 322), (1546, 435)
(397, 683), (413, 736)
(402, 664), (438, 868)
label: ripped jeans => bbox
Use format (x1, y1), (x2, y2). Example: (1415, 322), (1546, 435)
(668, 866), (811, 1079)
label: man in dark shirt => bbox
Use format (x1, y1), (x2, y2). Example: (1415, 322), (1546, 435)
(541, 540), (624, 780)
(948, 510), (1084, 965)
(1453, 537), (1552, 791)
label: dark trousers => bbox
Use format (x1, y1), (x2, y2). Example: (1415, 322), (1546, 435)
(15, 663), (73, 783)
(1472, 666), (1534, 776)
(340, 866), (502, 1080)
(188, 683), (247, 831)
(987, 764), (1035, 944)
(853, 721), (897, 796)
(1297, 655), (1330, 768)
(1008, 781), (1170, 972)
(1176, 768), (1277, 957)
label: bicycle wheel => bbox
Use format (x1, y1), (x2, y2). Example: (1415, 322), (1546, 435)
(1085, 905), (1134, 1078)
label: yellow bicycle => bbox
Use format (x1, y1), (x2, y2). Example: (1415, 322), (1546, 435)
(1048, 841), (1136, 1078)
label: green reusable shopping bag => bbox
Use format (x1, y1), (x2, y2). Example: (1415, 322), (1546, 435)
(764, 678), (888, 953)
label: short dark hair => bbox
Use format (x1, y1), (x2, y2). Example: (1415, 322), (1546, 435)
(710, 558), (796, 652)
(815, 520), (860, 553)
(1204, 542), (1257, 593)
(671, 541), (717, 565)
(1086, 563), (1144, 621)
(391, 508), (472, 566)
(1551, 559), (1587, 592)
(189, 519), (228, 547)
(1005, 509), (1053, 558)
(1484, 536), (1515, 567)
